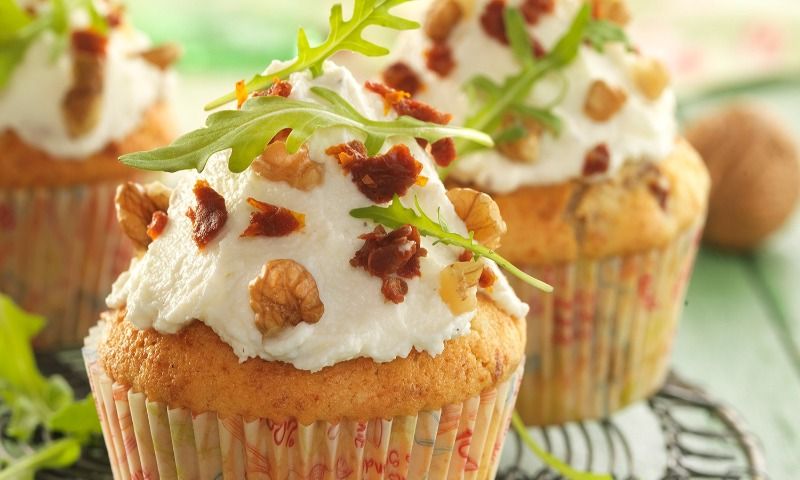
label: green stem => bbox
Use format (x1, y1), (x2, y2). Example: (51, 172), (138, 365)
(0, 439), (80, 480)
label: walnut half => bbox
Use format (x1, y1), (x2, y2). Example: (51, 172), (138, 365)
(584, 80), (627, 122)
(115, 181), (172, 251)
(439, 261), (483, 314)
(249, 260), (324, 338)
(252, 141), (324, 191)
(446, 188), (507, 250)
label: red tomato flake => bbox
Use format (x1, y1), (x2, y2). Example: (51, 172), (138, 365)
(254, 78), (293, 98)
(480, 0), (508, 45)
(351, 225), (428, 303)
(71, 29), (108, 55)
(425, 42), (456, 77)
(146, 211), (168, 241)
(364, 81), (452, 125)
(382, 62), (424, 97)
(648, 178), (670, 210)
(458, 250), (474, 262)
(186, 180), (228, 250)
(582, 144), (611, 176)
(430, 137), (456, 167)
(326, 141), (424, 203)
(532, 36), (547, 58)
(241, 198), (305, 238)
(521, 0), (555, 24)
(479, 267), (497, 289)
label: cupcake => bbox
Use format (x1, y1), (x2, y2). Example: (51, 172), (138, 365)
(385, 0), (710, 425)
(82, 2), (545, 475)
(0, 0), (178, 349)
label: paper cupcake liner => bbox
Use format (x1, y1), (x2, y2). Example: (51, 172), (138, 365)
(82, 323), (524, 480)
(510, 223), (703, 426)
(0, 183), (133, 350)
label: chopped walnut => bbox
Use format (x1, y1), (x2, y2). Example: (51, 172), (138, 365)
(439, 261), (483, 314)
(583, 144), (611, 176)
(631, 58), (670, 101)
(382, 62), (423, 97)
(115, 181), (172, 251)
(480, 0), (508, 44)
(252, 141), (324, 191)
(521, 0), (555, 24)
(497, 116), (543, 164)
(431, 137), (457, 167)
(425, 42), (456, 77)
(592, 0), (631, 26)
(241, 198), (304, 238)
(249, 260), (324, 338)
(446, 188), (507, 250)
(186, 180), (228, 250)
(351, 225), (428, 303)
(584, 80), (627, 122)
(137, 43), (182, 70)
(425, 0), (463, 42)
(364, 81), (452, 124)
(62, 30), (107, 138)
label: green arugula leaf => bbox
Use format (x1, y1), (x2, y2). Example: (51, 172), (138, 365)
(504, 7), (534, 68)
(511, 411), (613, 480)
(0, 0), (31, 42)
(584, 18), (631, 52)
(0, 438), (82, 480)
(205, 0), (419, 110)
(122, 86), (493, 173)
(350, 195), (553, 292)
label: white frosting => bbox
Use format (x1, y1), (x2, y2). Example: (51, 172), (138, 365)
(393, 0), (677, 192)
(0, 13), (171, 158)
(107, 62), (528, 372)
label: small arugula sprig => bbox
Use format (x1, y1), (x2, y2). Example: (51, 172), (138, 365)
(350, 195), (553, 292)
(0, 0), (108, 89)
(0, 294), (101, 480)
(121, 86), (493, 173)
(204, 0), (418, 111)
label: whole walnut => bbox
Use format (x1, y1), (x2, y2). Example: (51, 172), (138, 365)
(685, 104), (800, 251)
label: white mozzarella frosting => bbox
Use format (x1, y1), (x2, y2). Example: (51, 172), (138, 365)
(393, 0), (677, 192)
(107, 62), (528, 372)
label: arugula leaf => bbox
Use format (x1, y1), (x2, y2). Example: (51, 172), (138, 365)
(511, 411), (613, 480)
(204, 0), (419, 110)
(350, 195), (553, 292)
(122, 86), (493, 173)
(584, 18), (631, 52)
(0, 294), (101, 478)
(0, 0), (31, 42)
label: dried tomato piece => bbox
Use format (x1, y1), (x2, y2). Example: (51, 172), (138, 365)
(364, 81), (452, 125)
(327, 141), (424, 203)
(479, 266), (497, 289)
(351, 225), (428, 303)
(480, 0), (508, 45)
(431, 138), (456, 167)
(532, 36), (547, 58)
(186, 180), (228, 250)
(425, 42), (456, 77)
(582, 144), (611, 176)
(241, 198), (305, 237)
(521, 0), (555, 24)
(458, 249), (474, 262)
(146, 211), (168, 240)
(254, 78), (293, 98)
(648, 177), (670, 210)
(71, 29), (108, 56)
(383, 62), (423, 96)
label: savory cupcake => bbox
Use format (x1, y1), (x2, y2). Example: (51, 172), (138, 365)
(386, 0), (710, 425)
(82, 2), (547, 476)
(0, 0), (178, 349)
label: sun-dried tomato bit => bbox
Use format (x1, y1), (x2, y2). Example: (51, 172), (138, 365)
(351, 225), (428, 303)
(648, 176), (670, 210)
(186, 180), (228, 250)
(71, 29), (108, 56)
(583, 144), (611, 176)
(241, 198), (305, 238)
(416, 175), (429, 187)
(431, 137), (457, 167)
(480, 0), (508, 45)
(364, 81), (452, 125)
(458, 249), (474, 262)
(479, 266), (497, 289)
(521, 0), (555, 24)
(439, 261), (483, 314)
(146, 211), (169, 240)
(254, 78), (293, 98)
(425, 0), (464, 42)
(425, 42), (456, 77)
(382, 62), (424, 97)
(326, 140), (368, 171)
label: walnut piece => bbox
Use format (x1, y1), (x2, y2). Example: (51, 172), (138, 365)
(446, 188), (507, 250)
(584, 80), (627, 122)
(497, 116), (543, 164)
(425, 0), (463, 42)
(439, 261), (483, 314)
(249, 260), (324, 338)
(137, 43), (182, 70)
(62, 36), (105, 138)
(592, 0), (631, 26)
(631, 58), (670, 101)
(115, 181), (172, 251)
(252, 141), (324, 191)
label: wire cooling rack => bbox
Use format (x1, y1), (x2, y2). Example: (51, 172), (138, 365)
(9, 350), (767, 480)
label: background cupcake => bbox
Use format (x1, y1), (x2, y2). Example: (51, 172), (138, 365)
(385, 0), (710, 425)
(0, 0), (178, 349)
(82, 35), (540, 476)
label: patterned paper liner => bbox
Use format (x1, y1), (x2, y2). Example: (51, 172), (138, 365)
(83, 323), (525, 480)
(0, 183), (133, 350)
(510, 223), (703, 426)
